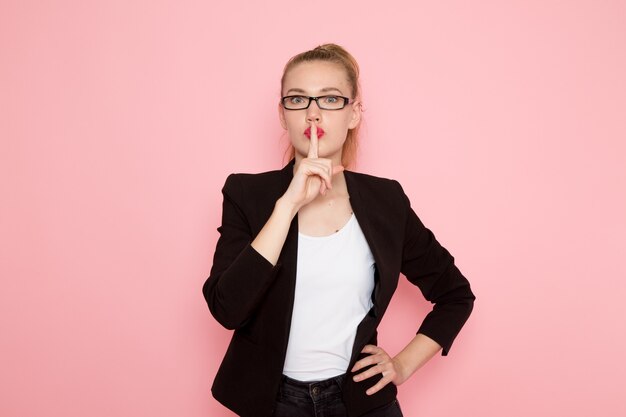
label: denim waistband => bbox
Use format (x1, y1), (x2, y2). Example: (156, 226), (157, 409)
(279, 373), (345, 401)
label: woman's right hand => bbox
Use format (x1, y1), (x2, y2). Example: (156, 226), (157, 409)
(280, 122), (345, 212)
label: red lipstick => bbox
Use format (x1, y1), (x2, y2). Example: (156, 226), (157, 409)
(304, 127), (325, 139)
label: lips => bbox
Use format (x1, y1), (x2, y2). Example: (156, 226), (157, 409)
(304, 127), (325, 139)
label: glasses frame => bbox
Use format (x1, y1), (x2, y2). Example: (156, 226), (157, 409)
(280, 95), (351, 110)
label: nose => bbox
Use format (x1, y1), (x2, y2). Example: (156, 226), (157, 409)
(305, 99), (321, 123)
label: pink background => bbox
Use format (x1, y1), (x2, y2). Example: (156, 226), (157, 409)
(2, 1), (625, 416)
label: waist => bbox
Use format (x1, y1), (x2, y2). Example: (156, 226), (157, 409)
(279, 373), (345, 399)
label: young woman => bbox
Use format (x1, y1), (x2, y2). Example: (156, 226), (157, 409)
(202, 44), (476, 417)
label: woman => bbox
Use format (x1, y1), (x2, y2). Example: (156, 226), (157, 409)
(202, 44), (476, 417)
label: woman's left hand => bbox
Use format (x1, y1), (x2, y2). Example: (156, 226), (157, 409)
(350, 345), (410, 395)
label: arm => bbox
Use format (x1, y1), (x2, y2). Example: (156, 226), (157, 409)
(203, 123), (344, 329)
(250, 197), (298, 266)
(396, 180), (476, 356)
(202, 174), (295, 329)
(251, 121), (334, 267)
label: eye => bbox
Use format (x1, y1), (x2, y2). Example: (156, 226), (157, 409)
(289, 96), (306, 104)
(322, 96), (339, 103)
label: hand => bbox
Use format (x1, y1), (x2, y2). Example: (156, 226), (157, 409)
(281, 122), (344, 210)
(351, 345), (410, 396)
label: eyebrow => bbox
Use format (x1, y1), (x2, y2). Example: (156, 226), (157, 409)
(284, 87), (345, 96)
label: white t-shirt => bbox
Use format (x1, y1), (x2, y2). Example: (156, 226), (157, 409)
(283, 213), (376, 381)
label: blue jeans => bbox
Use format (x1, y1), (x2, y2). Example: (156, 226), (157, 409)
(272, 374), (404, 417)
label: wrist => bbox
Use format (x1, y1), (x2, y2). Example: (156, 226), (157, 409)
(275, 197), (299, 219)
(392, 353), (414, 383)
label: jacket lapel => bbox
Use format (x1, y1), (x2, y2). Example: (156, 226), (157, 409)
(344, 170), (388, 315)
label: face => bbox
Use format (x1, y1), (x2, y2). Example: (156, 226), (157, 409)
(279, 60), (361, 164)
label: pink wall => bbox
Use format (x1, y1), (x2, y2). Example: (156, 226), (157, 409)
(2, 1), (625, 416)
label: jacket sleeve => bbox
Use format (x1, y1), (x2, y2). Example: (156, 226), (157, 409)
(202, 173), (283, 329)
(395, 180), (476, 356)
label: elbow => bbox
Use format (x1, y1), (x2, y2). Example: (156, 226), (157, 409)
(463, 294), (475, 321)
(208, 301), (247, 330)
(432, 283), (476, 325)
(434, 264), (476, 314)
(209, 307), (245, 330)
(454, 291), (476, 331)
(454, 285), (476, 319)
(466, 285), (476, 311)
(202, 278), (247, 330)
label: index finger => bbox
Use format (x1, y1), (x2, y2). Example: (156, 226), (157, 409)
(307, 122), (318, 159)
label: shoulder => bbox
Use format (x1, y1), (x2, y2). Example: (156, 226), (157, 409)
(346, 170), (413, 225)
(222, 166), (284, 190)
(346, 170), (406, 197)
(220, 166), (288, 209)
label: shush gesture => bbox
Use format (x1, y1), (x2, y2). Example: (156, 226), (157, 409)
(281, 121), (345, 211)
(206, 43), (472, 417)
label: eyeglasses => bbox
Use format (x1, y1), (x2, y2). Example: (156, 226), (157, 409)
(280, 95), (351, 110)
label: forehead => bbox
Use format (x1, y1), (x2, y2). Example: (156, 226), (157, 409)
(282, 60), (350, 94)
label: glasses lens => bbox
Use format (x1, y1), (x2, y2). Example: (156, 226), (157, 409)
(283, 96), (309, 109)
(317, 95), (346, 110)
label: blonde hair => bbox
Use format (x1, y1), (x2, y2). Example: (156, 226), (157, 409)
(280, 43), (362, 169)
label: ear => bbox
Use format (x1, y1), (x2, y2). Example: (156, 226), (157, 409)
(278, 102), (287, 130)
(348, 99), (362, 129)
